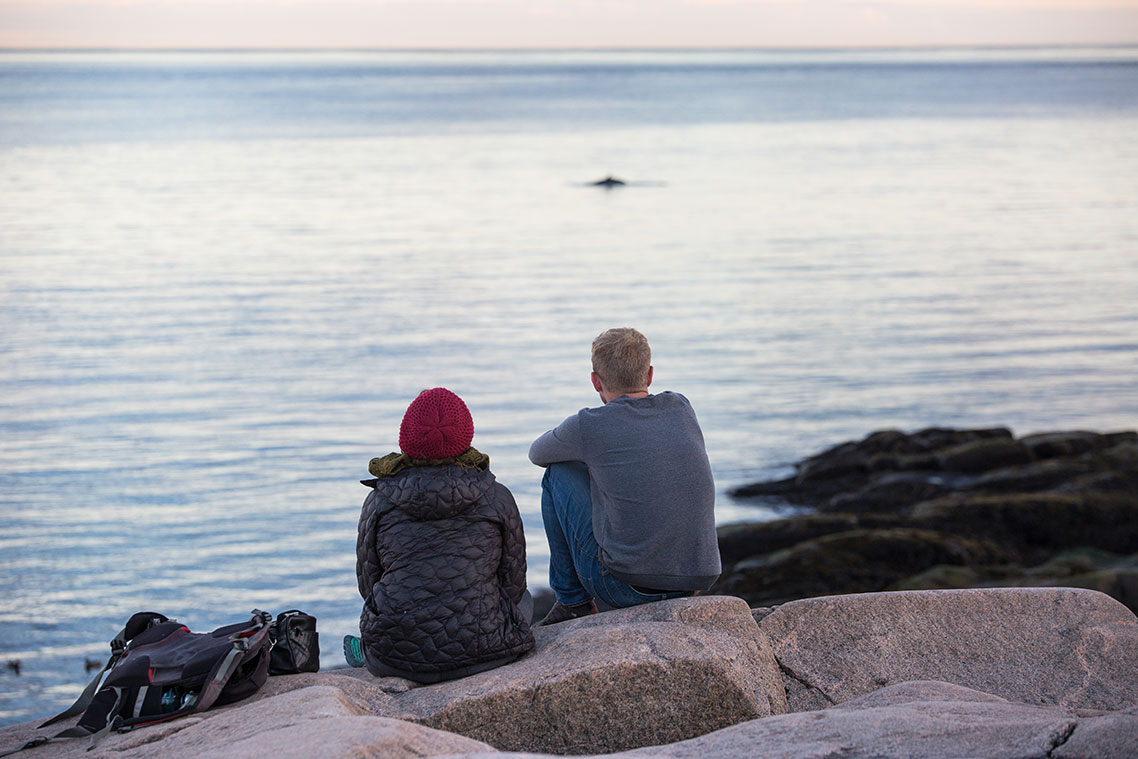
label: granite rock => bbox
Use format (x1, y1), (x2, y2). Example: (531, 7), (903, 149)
(1052, 705), (1138, 759)
(757, 587), (1138, 713)
(0, 686), (492, 759)
(440, 682), (1092, 759)
(389, 595), (786, 754)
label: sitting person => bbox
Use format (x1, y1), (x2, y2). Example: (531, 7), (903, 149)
(344, 387), (534, 681)
(528, 327), (721, 625)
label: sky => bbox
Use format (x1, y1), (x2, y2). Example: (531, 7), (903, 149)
(0, 0), (1137, 49)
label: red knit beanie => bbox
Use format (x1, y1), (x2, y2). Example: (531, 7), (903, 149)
(399, 388), (474, 460)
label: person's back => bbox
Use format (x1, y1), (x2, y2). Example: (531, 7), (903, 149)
(347, 388), (534, 681)
(532, 391), (719, 590)
(528, 328), (721, 625)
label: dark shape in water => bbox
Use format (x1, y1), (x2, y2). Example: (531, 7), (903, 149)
(85, 657), (103, 672)
(591, 175), (626, 188)
(7, 659), (20, 676)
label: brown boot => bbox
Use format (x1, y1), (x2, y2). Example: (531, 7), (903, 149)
(537, 599), (598, 626)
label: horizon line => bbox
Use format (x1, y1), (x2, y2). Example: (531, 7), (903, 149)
(3, 41), (1138, 53)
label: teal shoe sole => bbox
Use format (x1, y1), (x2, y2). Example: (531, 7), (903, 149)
(343, 635), (366, 668)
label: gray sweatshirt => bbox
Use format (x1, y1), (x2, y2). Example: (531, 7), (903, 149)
(528, 391), (721, 591)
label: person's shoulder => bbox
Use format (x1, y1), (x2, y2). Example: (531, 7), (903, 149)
(490, 478), (520, 505)
(651, 390), (693, 408)
(558, 405), (599, 426)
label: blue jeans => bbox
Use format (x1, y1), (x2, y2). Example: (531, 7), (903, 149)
(541, 462), (694, 609)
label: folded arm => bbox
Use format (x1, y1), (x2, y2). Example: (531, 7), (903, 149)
(528, 414), (583, 467)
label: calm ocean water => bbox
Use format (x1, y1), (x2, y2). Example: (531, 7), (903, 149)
(2, 47), (1137, 726)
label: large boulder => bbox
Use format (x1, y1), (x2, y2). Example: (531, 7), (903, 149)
(0, 686), (492, 759)
(387, 595), (786, 754)
(757, 587), (1138, 713)
(607, 681), (1085, 759)
(442, 682), (1121, 759)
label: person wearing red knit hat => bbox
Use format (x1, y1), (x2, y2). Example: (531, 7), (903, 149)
(344, 388), (534, 681)
(397, 387), (476, 460)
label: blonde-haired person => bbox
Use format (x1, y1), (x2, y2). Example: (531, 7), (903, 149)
(528, 328), (721, 625)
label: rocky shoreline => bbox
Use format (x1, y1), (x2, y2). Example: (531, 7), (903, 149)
(1, 591), (1134, 758)
(714, 427), (1138, 614)
(2, 426), (1135, 758)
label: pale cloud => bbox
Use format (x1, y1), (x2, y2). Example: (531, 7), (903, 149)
(678, 0), (1138, 6)
(860, 6), (891, 26)
(1, 0), (1136, 48)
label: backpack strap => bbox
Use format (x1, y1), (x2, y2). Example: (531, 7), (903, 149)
(0, 737), (50, 758)
(35, 620), (132, 730)
(0, 737), (49, 757)
(37, 612), (171, 731)
(81, 689), (127, 751)
(188, 611), (272, 715)
(0, 715), (114, 756)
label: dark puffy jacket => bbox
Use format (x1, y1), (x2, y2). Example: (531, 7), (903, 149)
(356, 464), (534, 680)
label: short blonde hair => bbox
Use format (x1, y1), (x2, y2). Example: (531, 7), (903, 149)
(591, 328), (652, 392)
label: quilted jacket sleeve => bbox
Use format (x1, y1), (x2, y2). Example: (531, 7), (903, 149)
(494, 483), (528, 605)
(356, 490), (383, 602)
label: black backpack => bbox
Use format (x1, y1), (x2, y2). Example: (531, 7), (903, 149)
(3, 610), (273, 754)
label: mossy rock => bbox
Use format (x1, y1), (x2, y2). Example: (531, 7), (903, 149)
(717, 513), (902, 565)
(794, 427), (1013, 486)
(908, 492), (1138, 562)
(966, 458), (1094, 493)
(1019, 430), (1137, 459)
(712, 527), (1009, 607)
(934, 438), (1035, 474)
(822, 472), (954, 514)
(721, 427), (1138, 616)
(895, 564), (1025, 590)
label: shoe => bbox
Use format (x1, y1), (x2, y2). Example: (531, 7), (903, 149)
(343, 635), (366, 668)
(537, 599), (598, 626)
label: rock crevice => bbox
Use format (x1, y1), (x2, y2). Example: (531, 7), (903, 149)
(1045, 721), (1078, 758)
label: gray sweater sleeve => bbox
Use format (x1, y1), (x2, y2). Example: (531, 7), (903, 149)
(528, 413), (583, 467)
